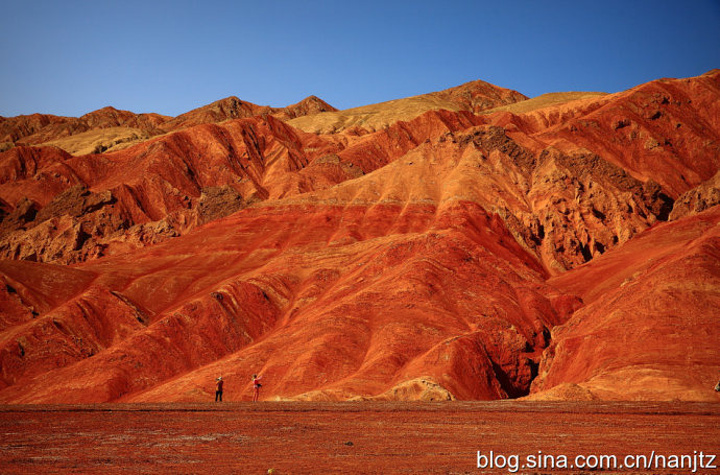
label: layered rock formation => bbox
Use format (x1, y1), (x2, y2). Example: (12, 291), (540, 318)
(0, 71), (718, 403)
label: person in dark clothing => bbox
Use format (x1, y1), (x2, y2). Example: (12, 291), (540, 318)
(252, 374), (262, 402)
(215, 377), (224, 402)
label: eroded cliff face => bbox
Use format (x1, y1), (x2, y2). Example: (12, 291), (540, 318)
(669, 169), (720, 221)
(0, 71), (718, 403)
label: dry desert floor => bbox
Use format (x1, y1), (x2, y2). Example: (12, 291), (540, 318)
(1, 401), (719, 474)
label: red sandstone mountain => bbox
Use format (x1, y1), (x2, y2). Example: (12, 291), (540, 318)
(159, 95), (338, 133)
(0, 107), (169, 147)
(0, 95), (337, 155)
(0, 72), (718, 403)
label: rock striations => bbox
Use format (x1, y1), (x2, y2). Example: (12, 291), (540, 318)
(0, 71), (718, 403)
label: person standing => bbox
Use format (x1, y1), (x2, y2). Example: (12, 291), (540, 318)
(252, 374), (262, 402)
(215, 376), (224, 402)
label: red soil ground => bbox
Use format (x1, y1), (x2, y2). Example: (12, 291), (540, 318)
(1, 402), (718, 474)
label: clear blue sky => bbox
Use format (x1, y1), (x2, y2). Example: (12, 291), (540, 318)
(2, 0), (719, 117)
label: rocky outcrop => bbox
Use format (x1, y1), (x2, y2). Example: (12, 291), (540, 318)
(436, 78), (528, 114)
(197, 186), (245, 224)
(272, 96), (338, 121)
(160, 97), (273, 132)
(0, 185), (125, 263)
(0, 198), (39, 236)
(669, 169), (720, 220)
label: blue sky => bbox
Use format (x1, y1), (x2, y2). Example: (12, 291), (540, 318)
(2, 0), (719, 117)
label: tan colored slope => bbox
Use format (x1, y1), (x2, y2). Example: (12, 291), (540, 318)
(482, 91), (607, 115)
(288, 95), (468, 134)
(288, 79), (527, 134)
(42, 126), (152, 155)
